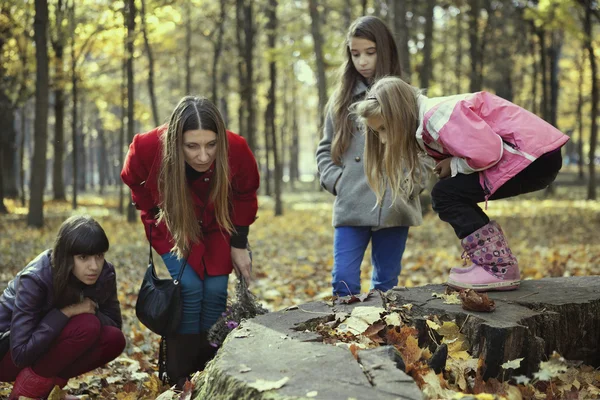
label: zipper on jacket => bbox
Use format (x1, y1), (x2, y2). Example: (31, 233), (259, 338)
(502, 140), (520, 151)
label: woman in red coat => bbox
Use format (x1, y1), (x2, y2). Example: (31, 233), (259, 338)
(121, 96), (259, 386)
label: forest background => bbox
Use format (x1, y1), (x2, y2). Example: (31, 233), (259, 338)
(0, 0), (599, 398)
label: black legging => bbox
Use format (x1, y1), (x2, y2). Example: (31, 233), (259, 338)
(431, 149), (563, 238)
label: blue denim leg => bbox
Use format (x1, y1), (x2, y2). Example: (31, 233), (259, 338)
(370, 226), (409, 292)
(332, 226), (371, 296)
(199, 274), (229, 332)
(161, 253), (204, 334)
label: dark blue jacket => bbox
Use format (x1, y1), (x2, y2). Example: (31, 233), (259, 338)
(0, 250), (122, 368)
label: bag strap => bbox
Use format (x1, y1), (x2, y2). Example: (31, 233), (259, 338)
(148, 222), (188, 283)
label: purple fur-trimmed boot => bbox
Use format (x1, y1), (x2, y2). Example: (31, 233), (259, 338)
(447, 221), (520, 291)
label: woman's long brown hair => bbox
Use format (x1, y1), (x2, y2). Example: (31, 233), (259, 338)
(330, 16), (402, 165)
(158, 96), (233, 259)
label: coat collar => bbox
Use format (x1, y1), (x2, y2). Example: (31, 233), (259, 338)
(352, 79), (369, 97)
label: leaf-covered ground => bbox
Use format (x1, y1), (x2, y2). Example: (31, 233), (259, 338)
(0, 185), (599, 399)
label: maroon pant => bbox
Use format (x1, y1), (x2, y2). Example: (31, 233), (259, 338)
(0, 314), (126, 381)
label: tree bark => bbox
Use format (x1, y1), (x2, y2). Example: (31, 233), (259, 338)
(220, 64), (230, 126)
(393, 0), (411, 79)
(420, 0), (434, 89)
(97, 118), (107, 194)
(583, 2), (597, 200)
(235, 0), (246, 138)
(20, 104), (27, 206)
(119, 20), (126, 215)
(212, 0), (227, 104)
(290, 74), (299, 189)
(140, 0), (159, 127)
(536, 28), (549, 121)
(576, 51), (585, 181)
(70, 0), (78, 209)
(455, 7), (463, 93)
(51, 0), (66, 200)
(126, 0), (137, 222)
(185, 2), (192, 94)
(468, 0), (482, 92)
(528, 24), (539, 115)
(266, 0), (282, 215)
(243, 0), (256, 153)
(28, 0), (50, 227)
(308, 0), (328, 131)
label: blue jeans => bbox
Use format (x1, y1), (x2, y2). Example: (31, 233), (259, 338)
(161, 253), (229, 334)
(332, 226), (409, 296)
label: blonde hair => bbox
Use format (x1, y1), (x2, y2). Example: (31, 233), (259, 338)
(158, 96), (233, 259)
(353, 77), (425, 205)
(329, 16), (402, 165)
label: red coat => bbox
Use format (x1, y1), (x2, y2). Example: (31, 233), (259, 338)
(121, 126), (259, 279)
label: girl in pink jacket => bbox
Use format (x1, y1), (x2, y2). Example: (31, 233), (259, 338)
(353, 76), (569, 291)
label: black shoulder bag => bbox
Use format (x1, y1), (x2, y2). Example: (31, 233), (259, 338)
(135, 224), (187, 337)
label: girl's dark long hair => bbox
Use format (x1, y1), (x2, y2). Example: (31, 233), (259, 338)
(51, 215), (109, 308)
(330, 16), (402, 164)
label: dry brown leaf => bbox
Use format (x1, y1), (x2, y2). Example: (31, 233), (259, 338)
(459, 289), (496, 312)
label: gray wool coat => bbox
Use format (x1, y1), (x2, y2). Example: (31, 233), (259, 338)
(316, 80), (429, 229)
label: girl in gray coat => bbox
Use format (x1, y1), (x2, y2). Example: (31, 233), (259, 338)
(316, 16), (429, 297)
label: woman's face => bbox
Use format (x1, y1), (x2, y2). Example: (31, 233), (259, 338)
(72, 254), (104, 285)
(182, 129), (218, 172)
(350, 37), (377, 80)
(366, 115), (387, 144)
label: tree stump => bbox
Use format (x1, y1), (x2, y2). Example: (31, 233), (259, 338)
(195, 299), (422, 400)
(196, 277), (600, 398)
(384, 276), (600, 379)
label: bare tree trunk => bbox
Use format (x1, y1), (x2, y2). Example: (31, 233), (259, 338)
(0, 150), (6, 213)
(536, 29), (549, 121)
(212, 0), (227, 104)
(20, 104), (27, 206)
(576, 51), (585, 181)
(468, 0), (482, 92)
(51, 0), (66, 200)
(243, 0), (256, 153)
(220, 63), (230, 125)
(308, 0), (328, 130)
(28, 0), (49, 227)
(88, 122), (95, 190)
(544, 30), (563, 197)
(393, 0), (411, 79)
(185, 2), (192, 94)
(362, 0), (368, 15)
(140, 0), (159, 127)
(97, 118), (106, 194)
(119, 22), (126, 215)
(235, 0), (246, 137)
(266, 0), (281, 215)
(583, 2), (597, 200)
(70, 0), (78, 209)
(263, 117), (272, 196)
(420, 0), (435, 89)
(528, 24), (539, 115)
(126, 0), (137, 222)
(77, 93), (86, 192)
(290, 73), (299, 189)
(455, 7), (463, 93)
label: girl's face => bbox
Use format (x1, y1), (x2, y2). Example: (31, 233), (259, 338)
(183, 129), (217, 172)
(366, 115), (387, 144)
(350, 37), (377, 80)
(72, 254), (104, 285)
